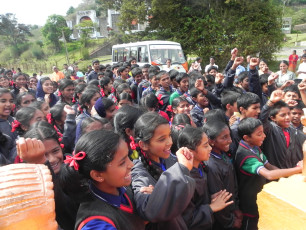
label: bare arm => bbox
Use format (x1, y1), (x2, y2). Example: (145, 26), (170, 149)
(258, 165), (301, 181)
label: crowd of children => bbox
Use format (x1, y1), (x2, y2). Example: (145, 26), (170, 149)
(0, 49), (305, 230)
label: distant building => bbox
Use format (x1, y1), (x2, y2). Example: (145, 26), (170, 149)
(66, 9), (147, 40)
(282, 17), (292, 34)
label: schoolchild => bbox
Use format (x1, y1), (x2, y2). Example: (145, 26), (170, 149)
(169, 73), (190, 105)
(258, 74), (275, 106)
(132, 112), (196, 230)
(115, 83), (131, 101)
(48, 103), (76, 153)
(72, 83), (87, 113)
(0, 130), (16, 165)
(137, 64), (151, 100)
(169, 69), (179, 89)
(261, 99), (306, 169)
(116, 66), (130, 82)
(282, 84), (301, 104)
(57, 79), (75, 106)
(171, 96), (191, 116)
(203, 121), (243, 229)
(178, 126), (234, 230)
(36, 77), (59, 108)
(220, 90), (240, 124)
(142, 72), (160, 98)
(93, 97), (117, 122)
(290, 100), (304, 131)
(11, 73), (35, 99)
(129, 67), (143, 103)
(139, 93), (170, 121)
(0, 75), (11, 89)
(15, 91), (36, 111)
(60, 130), (146, 230)
(19, 122), (79, 230)
(190, 88), (210, 127)
(117, 92), (133, 108)
(99, 76), (113, 98)
(113, 105), (144, 160)
(235, 117), (303, 229)
(155, 71), (174, 111)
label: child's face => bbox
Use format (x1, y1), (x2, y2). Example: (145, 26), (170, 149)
(178, 77), (189, 93)
(61, 85), (75, 101)
(0, 78), (9, 88)
(43, 139), (63, 174)
(283, 91), (299, 103)
(0, 93), (14, 119)
(42, 80), (54, 94)
(174, 101), (190, 115)
(262, 83), (268, 94)
(20, 94), (36, 108)
(118, 99), (132, 108)
(194, 133), (212, 162)
(160, 74), (171, 89)
(41, 102), (50, 116)
(240, 103), (261, 119)
(142, 124), (172, 163)
(105, 104), (117, 121)
(87, 93), (101, 111)
(208, 69), (217, 77)
(196, 93), (209, 107)
(142, 68), (149, 79)
(15, 76), (27, 88)
(100, 139), (134, 190)
(150, 77), (160, 88)
(291, 108), (303, 126)
(245, 125), (266, 147)
(134, 74), (143, 84)
(105, 82), (113, 92)
(240, 77), (249, 91)
(171, 79), (179, 88)
(271, 107), (291, 128)
(120, 69), (129, 79)
(211, 127), (232, 153)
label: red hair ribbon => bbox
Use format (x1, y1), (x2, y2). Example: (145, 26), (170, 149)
(58, 91), (62, 96)
(60, 144), (65, 149)
(11, 120), (21, 132)
(72, 97), (76, 103)
(64, 151), (86, 170)
(111, 87), (115, 93)
(140, 149), (152, 165)
(100, 88), (105, 97)
(157, 94), (164, 106)
(10, 80), (14, 86)
(129, 136), (138, 150)
(166, 105), (173, 112)
(46, 113), (53, 124)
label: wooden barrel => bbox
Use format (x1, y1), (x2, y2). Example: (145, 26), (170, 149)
(0, 163), (58, 230)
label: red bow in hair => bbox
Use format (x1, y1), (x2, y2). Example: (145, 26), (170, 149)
(129, 136), (138, 150)
(115, 105), (119, 110)
(157, 94), (164, 106)
(10, 80), (14, 86)
(64, 151), (86, 171)
(11, 120), (21, 132)
(46, 113), (53, 124)
(58, 91), (62, 96)
(100, 88), (105, 97)
(60, 144), (65, 149)
(111, 87), (115, 93)
(166, 105), (173, 113)
(72, 97), (76, 103)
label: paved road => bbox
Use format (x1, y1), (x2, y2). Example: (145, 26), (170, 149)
(274, 46), (306, 60)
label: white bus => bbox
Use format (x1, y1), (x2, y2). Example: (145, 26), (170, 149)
(112, 40), (188, 72)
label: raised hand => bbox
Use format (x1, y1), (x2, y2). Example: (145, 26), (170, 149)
(298, 81), (306, 92)
(17, 137), (46, 164)
(232, 57), (244, 70)
(269, 89), (283, 104)
(280, 80), (295, 90)
(210, 190), (234, 212)
(231, 48), (238, 60)
(195, 79), (205, 91)
(63, 105), (75, 115)
(268, 73), (279, 85)
(249, 57), (260, 70)
(215, 73), (224, 84)
(176, 147), (194, 171)
(287, 100), (298, 107)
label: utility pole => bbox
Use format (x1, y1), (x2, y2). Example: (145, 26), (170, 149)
(62, 30), (70, 65)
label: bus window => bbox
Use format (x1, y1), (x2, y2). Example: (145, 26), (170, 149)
(123, 48), (129, 62)
(149, 44), (186, 64)
(118, 48), (124, 62)
(138, 46), (148, 63)
(130, 47), (138, 60)
(113, 48), (118, 62)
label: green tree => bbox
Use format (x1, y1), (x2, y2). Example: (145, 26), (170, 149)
(0, 13), (32, 47)
(66, 6), (75, 16)
(42, 14), (72, 51)
(109, 0), (284, 65)
(75, 20), (97, 47)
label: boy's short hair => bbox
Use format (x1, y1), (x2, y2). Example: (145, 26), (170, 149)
(175, 73), (189, 84)
(169, 69), (179, 80)
(269, 101), (290, 118)
(206, 74), (215, 84)
(156, 70), (168, 79)
(92, 59), (100, 65)
(148, 65), (160, 74)
(259, 74), (269, 86)
(237, 71), (249, 83)
(149, 72), (158, 80)
(142, 64), (151, 69)
(283, 84), (301, 99)
(221, 91), (241, 110)
(117, 66), (128, 75)
(237, 92), (261, 111)
(207, 66), (218, 73)
(190, 88), (202, 98)
(112, 64), (120, 70)
(131, 67), (142, 77)
(238, 117), (263, 139)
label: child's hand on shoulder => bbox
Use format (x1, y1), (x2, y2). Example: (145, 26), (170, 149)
(176, 147), (194, 171)
(210, 189), (233, 213)
(140, 185), (154, 194)
(17, 137), (46, 164)
(269, 89), (283, 104)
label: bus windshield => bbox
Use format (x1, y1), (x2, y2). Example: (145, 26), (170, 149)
(149, 44), (186, 64)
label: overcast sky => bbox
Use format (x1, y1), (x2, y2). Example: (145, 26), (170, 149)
(0, 0), (84, 26)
